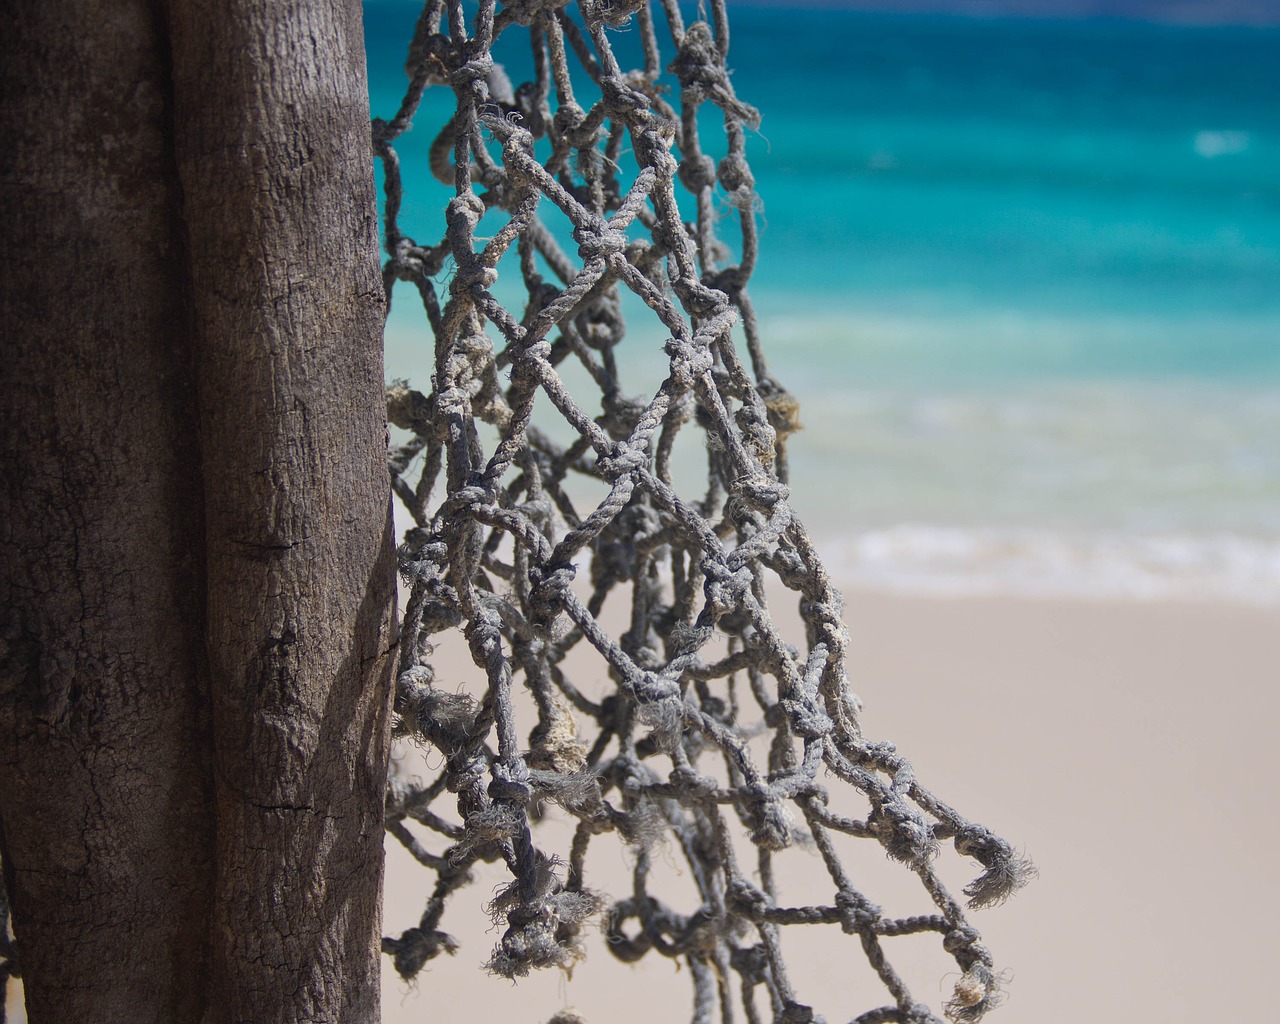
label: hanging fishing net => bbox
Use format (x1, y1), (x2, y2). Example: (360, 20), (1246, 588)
(373, 2), (1031, 1021)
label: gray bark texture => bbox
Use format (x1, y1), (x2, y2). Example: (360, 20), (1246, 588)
(0, 1), (395, 1022)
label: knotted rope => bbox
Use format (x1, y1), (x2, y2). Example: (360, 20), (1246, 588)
(375, 2), (1030, 1021)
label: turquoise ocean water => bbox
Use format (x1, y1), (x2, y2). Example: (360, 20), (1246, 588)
(365, 3), (1280, 604)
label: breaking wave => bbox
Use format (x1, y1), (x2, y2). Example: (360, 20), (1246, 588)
(819, 524), (1280, 605)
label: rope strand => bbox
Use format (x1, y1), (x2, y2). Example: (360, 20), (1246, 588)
(376, 3), (1030, 1020)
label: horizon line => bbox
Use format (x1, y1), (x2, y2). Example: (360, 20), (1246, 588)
(721, 0), (1280, 28)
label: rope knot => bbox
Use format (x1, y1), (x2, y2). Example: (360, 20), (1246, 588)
(955, 825), (1035, 908)
(386, 237), (446, 282)
(729, 943), (770, 986)
(946, 960), (998, 1018)
(500, 0), (570, 26)
(835, 888), (882, 934)
(445, 193), (486, 231)
(573, 224), (628, 264)
(488, 762), (534, 806)
(596, 441), (647, 480)
(603, 896), (656, 963)
(596, 0), (647, 28)
(665, 336), (714, 385)
(439, 484), (492, 520)
(403, 30), (452, 83)
(600, 75), (650, 114)
(668, 21), (726, 91)
(734, 472), (788, 510)
(942, 926), (982, 959)
(484, 107), (535, 152)
(781, 696), (833, 738)
(486, 904), (587, 978)
(384, 926), (459, 980)
(668, 765), (718, 797)
(447, 752), (490, 796)
(735, 403), (780, 468)
(598, 391), (649, 439)
(552, 101), (589, 138)
(529, 563), (576, 620)
(874, 800), (939, 864)
(453, 262), (499, 292)
(667, 22), (760, 128)
(718, 152), (756, 193)
(780, 1002), (822, 1024)
(670, 277), (728, 318)
(704, 266), (748, 298)
(509, 336), (551, 390)
(575, 288), (625, 350)
(678, 153), (717, 193)
(396, 671), (483, 754)
(726, 877), (769, 916)
(741, 783), (792, 850)
(450, 44), (495, 87)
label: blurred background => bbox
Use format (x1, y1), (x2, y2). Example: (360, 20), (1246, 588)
(362, 3), (1280, 1024)
(372, 0), (1280, 607)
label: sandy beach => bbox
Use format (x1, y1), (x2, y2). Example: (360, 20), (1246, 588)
(5, 588), (1274, 1018)
(5, 588), (1273, 1023)
(376, 587), (1279, 1024)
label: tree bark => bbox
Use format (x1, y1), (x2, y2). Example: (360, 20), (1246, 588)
(0, 3), (215, 1020)
(166, 2), (395, 1021)
(0, 1), (394, 1021)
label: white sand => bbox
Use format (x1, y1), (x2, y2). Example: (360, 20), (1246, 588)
(6, 590), (1274, 1023)
(380, 589), (1280, 1024)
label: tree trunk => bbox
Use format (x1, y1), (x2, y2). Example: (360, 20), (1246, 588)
(0, 3), (215, 1020)
(0, 1), (395, 1021)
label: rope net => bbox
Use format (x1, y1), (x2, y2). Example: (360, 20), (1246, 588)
(374, 2), (1031, 1022)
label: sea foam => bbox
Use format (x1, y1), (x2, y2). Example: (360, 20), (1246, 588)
(820, 524), (1280, 606)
